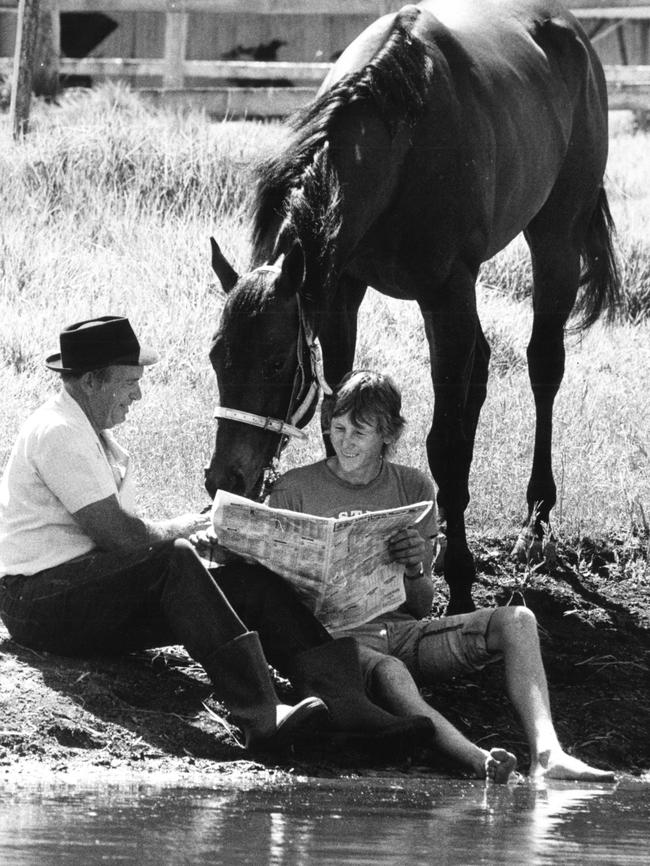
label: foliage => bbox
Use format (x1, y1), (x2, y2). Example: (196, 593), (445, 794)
(0, 88), (649, 547)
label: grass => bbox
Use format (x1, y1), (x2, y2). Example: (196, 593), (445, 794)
(1, 85), (649, 545)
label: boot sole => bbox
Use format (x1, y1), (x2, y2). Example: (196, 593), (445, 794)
(249, 697), (330, 751)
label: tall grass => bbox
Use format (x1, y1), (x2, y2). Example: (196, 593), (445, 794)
(1, 86), (649, 541)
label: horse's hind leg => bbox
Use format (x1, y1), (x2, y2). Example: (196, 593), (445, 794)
(514, 224), (581, 560)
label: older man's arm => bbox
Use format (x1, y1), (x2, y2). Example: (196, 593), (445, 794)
(72, 494), (210, 553)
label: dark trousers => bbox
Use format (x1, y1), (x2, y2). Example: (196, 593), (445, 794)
(0, 539), (331, 675)
(212, 563), (331, 671)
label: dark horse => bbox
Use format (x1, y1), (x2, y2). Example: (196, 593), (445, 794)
(205, 0), (619, 614)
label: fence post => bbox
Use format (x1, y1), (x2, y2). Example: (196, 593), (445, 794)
(640, 22), (649, 65)
(163, 8), (188, 88)
(33, 0), (59, 99)
(10, 0), (41, 137)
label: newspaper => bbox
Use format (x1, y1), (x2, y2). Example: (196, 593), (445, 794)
(210, 490), (433, 633)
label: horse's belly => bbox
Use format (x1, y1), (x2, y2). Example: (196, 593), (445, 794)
(479, 112), (573, 253)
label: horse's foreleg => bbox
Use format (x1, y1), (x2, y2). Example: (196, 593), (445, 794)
(514, 233), (580, 560)
(421, 272), (484, 614)
(318, 277), (367, 454)
(465, 323), (491, 446)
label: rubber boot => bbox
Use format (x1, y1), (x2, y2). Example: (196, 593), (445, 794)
(288, 637), (435, 740)
(202, 631), (328, 749)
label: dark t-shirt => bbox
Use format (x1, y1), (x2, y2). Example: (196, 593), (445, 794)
(269, 458), (437, 539)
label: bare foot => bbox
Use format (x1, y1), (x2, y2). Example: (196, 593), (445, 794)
(484, 747), (518, 783)
(531, 749), (615, 782)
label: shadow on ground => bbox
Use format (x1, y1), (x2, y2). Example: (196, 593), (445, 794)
(0, 533), (648, 779)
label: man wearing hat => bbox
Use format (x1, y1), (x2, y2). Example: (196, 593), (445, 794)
(0, 315), (334, 749)
(0, 316), (435, 753)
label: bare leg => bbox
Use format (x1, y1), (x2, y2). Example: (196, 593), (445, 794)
(485, 606), (615, 781)
(370, 655), (516, 783)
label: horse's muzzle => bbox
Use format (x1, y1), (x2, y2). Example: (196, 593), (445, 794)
(204, 464), (247, 499)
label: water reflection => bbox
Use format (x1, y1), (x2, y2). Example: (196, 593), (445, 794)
(0, 775), (648, 865)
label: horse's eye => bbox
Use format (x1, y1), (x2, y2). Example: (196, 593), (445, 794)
(262, 358), (285, 380)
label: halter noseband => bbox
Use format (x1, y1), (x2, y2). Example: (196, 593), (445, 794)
(213, 264), (332, 447)
(213, 407), (308, 441)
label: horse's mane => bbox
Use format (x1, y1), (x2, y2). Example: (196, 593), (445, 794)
(251, 6), (434, 292)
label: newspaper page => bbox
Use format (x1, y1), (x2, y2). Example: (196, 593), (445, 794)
(210, 490), (433, 632)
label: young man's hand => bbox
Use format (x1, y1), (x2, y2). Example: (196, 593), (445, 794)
(388, 526), (425, 574)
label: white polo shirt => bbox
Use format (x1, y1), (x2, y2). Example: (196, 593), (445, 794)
(0, 388), (136, 576)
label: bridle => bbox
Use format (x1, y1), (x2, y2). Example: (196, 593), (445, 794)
(213, 264), (332, 458)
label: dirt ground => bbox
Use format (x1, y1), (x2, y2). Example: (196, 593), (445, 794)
(1, 533), (649, 787)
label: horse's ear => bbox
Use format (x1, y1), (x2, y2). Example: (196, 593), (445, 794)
(210, 237), (239, 293)
(274, 241), (306, 298)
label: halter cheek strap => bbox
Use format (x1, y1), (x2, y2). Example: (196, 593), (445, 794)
(288, 381), (319, 427)
(303, 319), (332, 398)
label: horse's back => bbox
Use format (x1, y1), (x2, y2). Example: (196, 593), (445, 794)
(420, 0), (606, 105)
(326, 0), (605, 133)
(327, 1), (602, 81)
(322, 0), (608, 263)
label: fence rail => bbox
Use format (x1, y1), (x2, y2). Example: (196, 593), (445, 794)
(2, 1), (650, 120)
(2, 58), (649, 115)
(1, 0), (649, 10)
(1, 0), (396, 11)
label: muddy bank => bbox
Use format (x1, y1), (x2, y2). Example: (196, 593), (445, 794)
(1, 535), (649, 786)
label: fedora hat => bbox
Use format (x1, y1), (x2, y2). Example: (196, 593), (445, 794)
(46, 316), (159, 372)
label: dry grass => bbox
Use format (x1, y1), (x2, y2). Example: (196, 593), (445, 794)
(1, 87), (649, 543)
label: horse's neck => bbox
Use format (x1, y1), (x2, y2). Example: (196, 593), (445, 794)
(251, 222), (282, 267)
(253, 222), (339, 318)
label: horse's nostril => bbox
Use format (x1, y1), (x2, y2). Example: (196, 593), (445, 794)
(204, 466), (245, 498)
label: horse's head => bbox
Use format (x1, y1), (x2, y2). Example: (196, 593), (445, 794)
(205, 237), (329, 500)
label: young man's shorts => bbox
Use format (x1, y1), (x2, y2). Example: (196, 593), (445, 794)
(341, 608), (502, 685)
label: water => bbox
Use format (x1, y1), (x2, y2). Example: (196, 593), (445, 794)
(0, 774), (648, 865)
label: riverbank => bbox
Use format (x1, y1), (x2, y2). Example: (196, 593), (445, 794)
(1, 533), (648, 787)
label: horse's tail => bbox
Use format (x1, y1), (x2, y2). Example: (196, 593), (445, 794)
(573, 186), (620, 330)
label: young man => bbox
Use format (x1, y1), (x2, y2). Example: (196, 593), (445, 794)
(0, 318), (430, 752)
(270, 369), (615, 782)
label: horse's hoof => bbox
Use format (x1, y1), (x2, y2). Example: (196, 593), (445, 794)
(512, 530), (556, 568)
(511, 531), (543, 564)
(542, 539), (557, 566)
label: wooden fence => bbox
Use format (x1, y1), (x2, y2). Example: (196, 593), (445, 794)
(3, 0), (650, 125)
